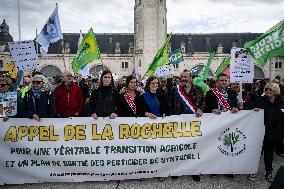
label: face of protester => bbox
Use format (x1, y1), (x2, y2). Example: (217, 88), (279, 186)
(102, 73), (112, 86)
(0, 79), (10, 93)
(127, 79), (137, 91)
(32, 77), (44, 90)
(231, 83), (240, 93)
(217, 76), (229, 90)
(64, 72), (73, 85)
(160, 78), (167, 87)
(174, 78), (180, 85)
(149, 79), (159, 93)
(264, 87), (276, 98)
(180, 72), (192, 83)
(87, 79), (93, 87)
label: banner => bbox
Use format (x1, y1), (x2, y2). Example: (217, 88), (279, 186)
(72, 28), (100, 74)
(230, 48), (254, 83)
(214, 57), (230, 78)
(0, 111), (264, 184)
(168, 49), (184, 65)
(244, 19), (284, 67)
(145, 33), (172, 77)
(0, 91), (17, 117)
(36, 5), (63, 54)
(8, 40), (39, 71)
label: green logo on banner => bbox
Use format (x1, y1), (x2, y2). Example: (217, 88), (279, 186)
(218, 128), (246, 156)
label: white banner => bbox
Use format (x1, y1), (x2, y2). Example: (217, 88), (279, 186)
(0, 111), (264, 184)
(230, 48), (254, 83)
(8, 40), (39, 71)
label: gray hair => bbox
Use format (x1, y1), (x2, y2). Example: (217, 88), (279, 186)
(30, 74), (52, 91)
(265, 82), (280, 95)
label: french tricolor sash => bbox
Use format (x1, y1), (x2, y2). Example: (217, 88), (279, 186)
(124, 92), (136, 114)
(143, 92), (161, 117)
(212, 87), (231, 111)
(175, 85), (196, 113)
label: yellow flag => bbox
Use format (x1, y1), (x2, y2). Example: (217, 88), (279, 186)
(6, 60), (18, 79)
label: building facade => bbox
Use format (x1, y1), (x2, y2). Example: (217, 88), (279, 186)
(0, 0), (283, 80)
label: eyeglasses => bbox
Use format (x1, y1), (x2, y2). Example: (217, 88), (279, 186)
(32, 81), (43, 84)
(265, 88), (273, 92)
(150, 82), (159, 85)
(0, 84), (7, 88)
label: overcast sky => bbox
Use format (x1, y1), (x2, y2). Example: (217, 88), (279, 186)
(0, 0), (283, 41)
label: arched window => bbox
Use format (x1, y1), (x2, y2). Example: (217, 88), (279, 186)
(89, 65), (109, 79)
(40, 65), (62, 77)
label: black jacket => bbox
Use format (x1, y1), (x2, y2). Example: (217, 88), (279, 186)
(117, 91), (141, 117)
(90, 86), (117, 117)
(22, 90), (56, 118)
(204, 88), (238, 113)
(254, 95), (284, 141)
(168, 85), (204, 115)
(136, 91), (168, 117)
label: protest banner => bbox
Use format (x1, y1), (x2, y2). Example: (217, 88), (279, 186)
(0, 111), (264, 184)
(230, 48), (254, 83)
(8, 40), (39, 71)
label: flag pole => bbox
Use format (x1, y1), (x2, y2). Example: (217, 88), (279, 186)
(17, 0), (21, 41)
(61, 39), (67, 71)
(35, 29), (38, 54)
(100, 58), (104, 71)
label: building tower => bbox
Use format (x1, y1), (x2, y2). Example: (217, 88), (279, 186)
(134, 0), (167, 78)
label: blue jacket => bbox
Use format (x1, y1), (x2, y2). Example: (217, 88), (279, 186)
(22, 90), (56, 118)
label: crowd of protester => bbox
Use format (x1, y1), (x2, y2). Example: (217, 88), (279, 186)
(0, 69), (283, 183)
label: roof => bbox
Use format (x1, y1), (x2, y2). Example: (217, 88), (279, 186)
(0, 32), (13, 43)
(43, 32), (261, 54)
(46, 33), (134, 54)
(170, 33), (261, 54)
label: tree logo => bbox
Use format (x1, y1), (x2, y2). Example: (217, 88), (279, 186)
(218, 128), (246, 156)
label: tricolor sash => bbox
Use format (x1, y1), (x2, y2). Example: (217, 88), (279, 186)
(143, 92), (161, 117)
(175, 85), (196, 113)
(212, 87), (231, 111)
(124, 92), (136, 114)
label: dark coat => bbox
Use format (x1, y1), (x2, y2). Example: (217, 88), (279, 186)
(90, 86), (118, 117)
(243, 91), (259, 110)
(117, 91), (141, 117)
(254, 95), (284, 141)
(136, 91), (168, 117)
(22, 90), (56, 118)
(204, 88), (238, 113)
(168, 85), (204, 115)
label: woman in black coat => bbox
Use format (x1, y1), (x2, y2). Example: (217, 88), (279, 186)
(90, 70), (118, 119)
(22, 74), (56, 120)
(136, 76), (168, 119)
(254, 82), (284, 182)
(117, 75), (144, 117)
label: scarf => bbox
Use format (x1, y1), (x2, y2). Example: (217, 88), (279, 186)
(32, 88), (44, 99)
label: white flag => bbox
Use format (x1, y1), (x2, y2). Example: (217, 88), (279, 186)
(78, 30), (83, 48)
(36, 5), (63, 54)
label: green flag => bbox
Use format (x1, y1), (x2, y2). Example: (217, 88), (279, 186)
(199, 52), (215, 80)
(145, 33), (172, 77)
(244, 19), (284, 67)
(72, 28), (100, 73)
(168, 48), (184, 65)
(214, 57), (230, 77)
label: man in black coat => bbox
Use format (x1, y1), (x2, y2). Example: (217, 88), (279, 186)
(204, 73), (239, 114)
(169, 70), (204, 117)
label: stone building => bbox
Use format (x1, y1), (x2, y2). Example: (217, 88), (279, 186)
(0, 0), (283, 80)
